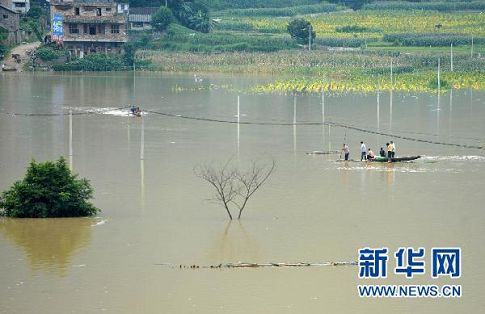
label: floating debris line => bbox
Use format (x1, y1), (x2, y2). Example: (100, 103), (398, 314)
(154, 261), (357, 269)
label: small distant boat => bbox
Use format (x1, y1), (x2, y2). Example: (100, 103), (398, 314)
(337, 156), (421, 163)
(370, 156), (421, 162)
(129, 106), (142, 117)
(1, 66), (17, 72)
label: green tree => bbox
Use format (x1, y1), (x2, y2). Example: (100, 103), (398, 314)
(123, 42), (137, 66)
(0, 158), (99, 218)
(287, 18), (315, 45)
(26, 6), (43, 19)
(169, 0), (212, 33)
(152, 6), (174, 32)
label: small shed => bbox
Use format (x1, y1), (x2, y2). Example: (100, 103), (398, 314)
(128, 7), (158, 31)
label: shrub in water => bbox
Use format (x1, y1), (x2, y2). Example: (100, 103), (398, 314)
(0, 157), (99, 218)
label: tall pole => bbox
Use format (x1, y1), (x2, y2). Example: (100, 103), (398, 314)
(140, 159), (145, 211)
(449, 88), (453, 138)
(237, 95), (240, 124)
(377, 91), (380, 128)
(390, 61), (393, 131)
(69, 109), (73, 170)
(450, 43), (453, 72)
(293, 95), (297, 155)
(308, 25), (312, 51)
(140, 116), (145, 160)
(437, 57), (441, 91)
(471, 35), (474, 58)
(390, 59), (393, 87)
(437, 82), (441, 135)
(376, 77), (380, 148)
(321, 92), (325, 150)
(237, 96), (240, 157)
(69, 109), (73, 157)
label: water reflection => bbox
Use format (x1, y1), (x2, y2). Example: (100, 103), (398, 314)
(0, 218), (93, 275)
(140, 159), (145, 210)
(207, 221), (260, 262)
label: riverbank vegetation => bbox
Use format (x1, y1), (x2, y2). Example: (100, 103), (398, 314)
(34, 0), (484, 93)
(135, 0), (484, 93)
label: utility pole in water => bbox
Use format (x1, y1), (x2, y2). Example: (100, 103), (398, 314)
(471, 35), (474, 58)
(437, 57), (441, 91)
(450, 43), (453, 72)
(308, 25), (312, 51)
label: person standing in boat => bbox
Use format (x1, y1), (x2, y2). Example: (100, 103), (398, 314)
(386, 142), (392, 161)
(390, 141), (396, 158)
(342, 144), (350, 161)
(360, 141), (367, 161)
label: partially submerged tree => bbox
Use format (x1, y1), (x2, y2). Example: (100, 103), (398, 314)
(0, 157), (99, 218)
(195, 159), (276, 220)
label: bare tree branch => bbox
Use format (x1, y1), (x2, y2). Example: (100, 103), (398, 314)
(195, 158), (276, 220)
(235, 159), (276, 219)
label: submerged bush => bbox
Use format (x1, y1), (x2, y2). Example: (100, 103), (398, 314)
(0, 158), (99, 218)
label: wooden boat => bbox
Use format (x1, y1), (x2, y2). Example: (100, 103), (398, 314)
(1, 66), (17, 72)
(336, 156), (421, 163)
(369, 156), (421, 162)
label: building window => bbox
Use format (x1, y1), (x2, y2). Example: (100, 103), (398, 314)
(75, 7), (80, 15)
(3, 14), (8, 19)
(111, 24), (119, 34)
(14, 3), (26, 7)
(69, 24), (79, 34)
(96, 8), (102, 16)
(106, 8), (111, 12)
(89, 25), (96, 35)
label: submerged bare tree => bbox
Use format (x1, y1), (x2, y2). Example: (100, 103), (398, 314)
(195, 159), (276, 220)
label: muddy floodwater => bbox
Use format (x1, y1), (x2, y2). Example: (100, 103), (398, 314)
(1, 72), (484, 313)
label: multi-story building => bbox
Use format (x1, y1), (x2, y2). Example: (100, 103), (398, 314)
(0, 0), (30, 14)
(50, 0), (127, 57)
(0, 3), (20, 44)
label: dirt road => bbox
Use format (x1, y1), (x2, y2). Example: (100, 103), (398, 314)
(2, 42), (41, 72)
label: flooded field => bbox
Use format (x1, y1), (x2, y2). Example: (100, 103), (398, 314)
(1, 72), (484, 313)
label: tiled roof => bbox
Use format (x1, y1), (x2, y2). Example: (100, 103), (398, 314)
(129, 7), (158, 15)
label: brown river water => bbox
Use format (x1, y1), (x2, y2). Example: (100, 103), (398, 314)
(1, 72), (484, 313)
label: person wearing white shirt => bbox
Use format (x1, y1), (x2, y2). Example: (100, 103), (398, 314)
(360, 141), (367, 161)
